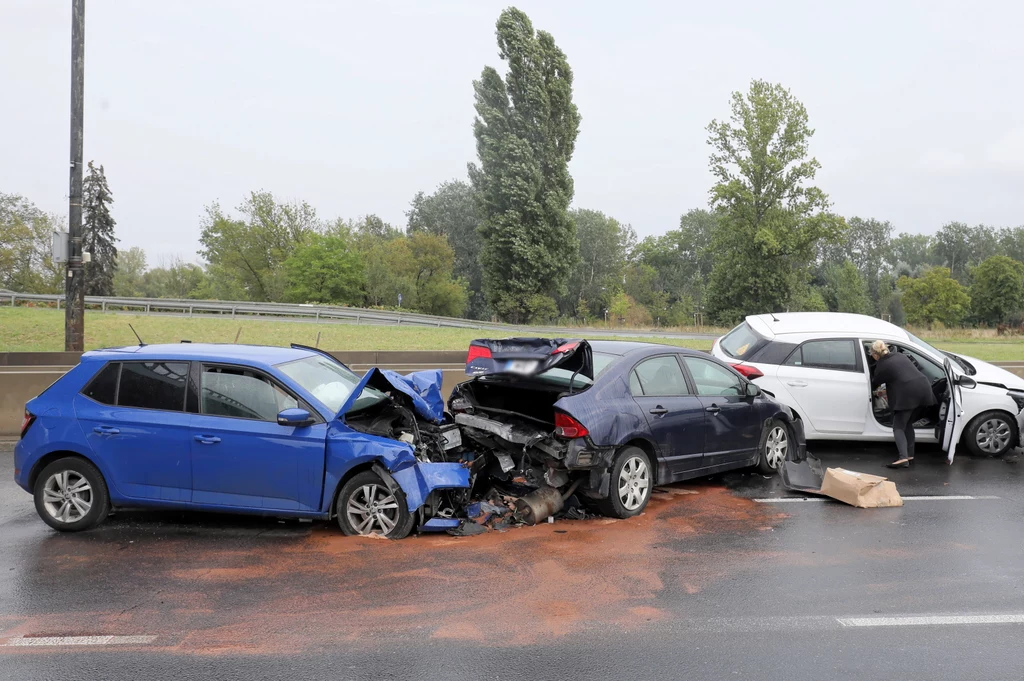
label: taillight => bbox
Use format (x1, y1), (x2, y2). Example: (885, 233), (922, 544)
(731, 363), (764, 380)
(20, 409), (35, 439)
(552, 341), (579, 355)
(467, 344), (492, 363)
(554, 412), (589, 439)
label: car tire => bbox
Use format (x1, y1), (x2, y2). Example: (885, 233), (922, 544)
(591, 446), (653, 519)
(33, 457), (110, 532)
(964, 411), (1017, 457)
(756, 419), (790, 474)
(336, 470), (414, 539)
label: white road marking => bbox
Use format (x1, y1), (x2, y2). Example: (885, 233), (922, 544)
(1, 635), (157, 646)
(754, 495), (1000, 503)
(838, 614), (1024, 627)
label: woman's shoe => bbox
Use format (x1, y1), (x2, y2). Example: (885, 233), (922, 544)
(886, 459), (911, 469)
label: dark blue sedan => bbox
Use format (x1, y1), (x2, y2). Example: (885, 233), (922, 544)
(450, 339), (805, 519)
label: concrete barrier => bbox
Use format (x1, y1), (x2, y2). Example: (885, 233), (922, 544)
(0, 351), (466, 436)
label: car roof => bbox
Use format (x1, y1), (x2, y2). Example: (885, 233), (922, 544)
(81, 343), (317, 366)
(745, 312), (912, 342)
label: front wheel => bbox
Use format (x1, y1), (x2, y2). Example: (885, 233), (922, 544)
(591, 446), (653, 519)
(756, 419), (790, 474)
(336, 471), (414, 539)
(964, 411), (1017, 457)
(33, 457), (110, 532)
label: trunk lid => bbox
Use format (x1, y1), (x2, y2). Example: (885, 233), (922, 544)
(466, 338), (593, 380)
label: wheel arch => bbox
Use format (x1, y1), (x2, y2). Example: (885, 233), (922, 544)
(621, 437), (660, 484)
(28, 449), (103, 491)
(326, 461), (378, 519)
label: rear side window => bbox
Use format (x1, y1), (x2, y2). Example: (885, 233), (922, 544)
(632, 356), (690, 396)
(785, 340), (860, 372)
(683, 356), (744, 396)
(720, 322), (767, 360)
(82, 362), (120, 405)
(117, 362), (190, 411)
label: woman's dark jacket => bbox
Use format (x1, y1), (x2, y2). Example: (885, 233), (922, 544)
(871, 352), (938, 411)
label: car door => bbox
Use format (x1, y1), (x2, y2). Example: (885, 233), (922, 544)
(682, 355), (762, 466)
(774, 339), (868, 434)
(76, 360), (193, 501)
(628, 355), (706, 478)
(190, 363), (328, 511)
(941, 357), (966, 463)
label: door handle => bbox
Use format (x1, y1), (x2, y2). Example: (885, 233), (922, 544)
(705, 405), (721, 415)
(649, 407), (668, 415)
(194, 435), (221, 444)
(92, 426), (120, 435)
(786, 380), (808, 387)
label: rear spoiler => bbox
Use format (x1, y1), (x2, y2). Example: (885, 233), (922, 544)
(466, 338), (593, 380)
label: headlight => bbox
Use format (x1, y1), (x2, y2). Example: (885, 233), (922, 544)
(1008, 391), (1024, 413)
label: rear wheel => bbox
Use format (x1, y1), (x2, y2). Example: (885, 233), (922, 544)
(756, 419), (789, 474)
(964, 411), (1017, 457)
(336, 471), (414, 539)
(33, 457), (110, 532)
(592, 446), (653, 519)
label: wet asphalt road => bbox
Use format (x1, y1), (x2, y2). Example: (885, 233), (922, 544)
(3, 440), (1024, 680)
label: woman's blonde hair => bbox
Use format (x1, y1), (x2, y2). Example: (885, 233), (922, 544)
(871, 340), (889, 357)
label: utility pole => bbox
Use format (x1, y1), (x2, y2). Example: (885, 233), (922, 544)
(66, 0), (85, 351)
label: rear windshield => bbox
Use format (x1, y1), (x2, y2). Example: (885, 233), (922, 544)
(528, 352), (616, 389)
(720, 322), (768, 360)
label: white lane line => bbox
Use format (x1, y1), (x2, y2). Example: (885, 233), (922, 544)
(754, 495), (1000, 503)
(0, 635), (157, 647)
(838, 614), (1024, 627)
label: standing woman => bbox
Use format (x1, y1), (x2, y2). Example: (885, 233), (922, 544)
(870, 340), (938, 468)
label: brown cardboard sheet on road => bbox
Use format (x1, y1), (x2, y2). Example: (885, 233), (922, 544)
(818, 467), (903, 508)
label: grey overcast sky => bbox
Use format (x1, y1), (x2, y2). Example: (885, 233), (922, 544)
(3, 1), (1023, 265)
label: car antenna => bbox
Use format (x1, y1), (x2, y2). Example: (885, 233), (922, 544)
(769, 312), (780, 322)
(128, 323), (146, 347)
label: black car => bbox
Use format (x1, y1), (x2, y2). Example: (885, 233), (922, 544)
(450, 339), (806, 520)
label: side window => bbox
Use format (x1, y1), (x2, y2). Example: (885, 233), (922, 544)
(633, 356), (689, 396)
(683, 356), (744, 396)
(895, 345), (945, 382)
(82, 362), (120, 405)
(201, 365), (298, 421)
(117, 361), (189, 411)
(628, 371), (643, 395)
(785, 340), (859, 372)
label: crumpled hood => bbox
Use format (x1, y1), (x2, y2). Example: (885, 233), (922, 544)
(335, 367), (446, 423)
(953, 354), (1024, 390)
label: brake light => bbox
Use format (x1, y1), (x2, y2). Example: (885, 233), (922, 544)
(467, 344), (492, 363)
(554, 412), (589, 439)
(552, 341), (580, 355)
(20, 409), (35, 439)
(731, 363), (764, 380)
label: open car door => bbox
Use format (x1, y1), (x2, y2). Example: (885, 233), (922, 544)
(941, 357), (966, 463)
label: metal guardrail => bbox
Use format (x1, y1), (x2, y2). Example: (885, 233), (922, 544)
(2, 291), (719, 340)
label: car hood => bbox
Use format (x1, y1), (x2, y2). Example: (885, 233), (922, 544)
(466, 338), (593, 380)
(335, 367), (446, 423)
(952, 354), (1024, 391)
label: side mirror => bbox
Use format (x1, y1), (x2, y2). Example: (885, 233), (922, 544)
(957, 376), (977, 389)
(277, 408), (314, 427)
(745, 382), (762, 397)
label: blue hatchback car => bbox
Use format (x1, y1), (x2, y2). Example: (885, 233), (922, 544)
(14, 343), (472, 538)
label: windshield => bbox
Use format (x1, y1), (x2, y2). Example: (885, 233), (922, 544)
(720, 322), (767, 360)
(276, 355), (386, 414)
(530, 352), (616, 389)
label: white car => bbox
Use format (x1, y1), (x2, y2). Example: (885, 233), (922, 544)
(711, 312), (1024, 461)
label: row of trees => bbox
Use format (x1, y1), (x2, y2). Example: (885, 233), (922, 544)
(4, 7), (1024, 329)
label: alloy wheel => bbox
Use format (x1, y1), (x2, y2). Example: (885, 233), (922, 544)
(346, 484), (401, 536)
(618, 456), (650, 511)
(764, 426), (788, 470)
(976, 418), (1012, 454)
(41, 470), (93, 524)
